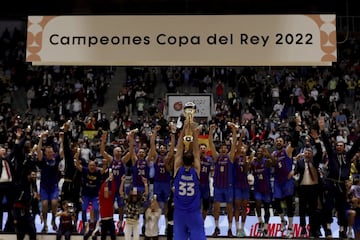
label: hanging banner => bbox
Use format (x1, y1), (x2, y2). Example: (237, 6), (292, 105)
(26, 15), (336, 66)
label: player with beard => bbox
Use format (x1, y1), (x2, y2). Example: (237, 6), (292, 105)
(233, 127), (253, 237)
(271, 115), (301, 238)
(148, 123), (176, 222)
(250, 146), (273, 237)
(100, 129), (135, 235)
(209, 122), (237, 237)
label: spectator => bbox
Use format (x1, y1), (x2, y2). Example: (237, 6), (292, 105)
(55, 200), (76, 240)
(119, 174), (149, 240)
(144, 195), (162, 240)
(98, 169), (117, 240)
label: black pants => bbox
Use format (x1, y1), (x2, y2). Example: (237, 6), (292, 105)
(0, 182), (15, 232)
(298, 184), (319, 236)
(56, 229), (72, 240)
(100, 218), (116, 240)
(13, 208), (36, 240)
(167, 224), (174, 240)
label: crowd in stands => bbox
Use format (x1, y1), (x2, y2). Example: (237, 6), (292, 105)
(2, 21), (360, 239)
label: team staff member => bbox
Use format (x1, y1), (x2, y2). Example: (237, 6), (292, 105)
(173, 119), (206, 240)
(13, 169), (38, 240)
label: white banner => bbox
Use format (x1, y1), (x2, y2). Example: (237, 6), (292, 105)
(26, 15), (336, 66)
(166, 94), (213, 119)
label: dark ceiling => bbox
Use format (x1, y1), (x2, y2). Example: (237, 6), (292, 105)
(1, 0), (356, 18)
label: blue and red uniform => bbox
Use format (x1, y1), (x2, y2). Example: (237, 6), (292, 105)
(153, 155), (172, 203)
(273, 149), (294, 198)
(199, 155), (212, 200)
(131, 159), (149, 193)
(110, 157), (126, 207)
(251, 157), (272, 203)
(213, 154), (233, 203)
(233, 155), (250, 200)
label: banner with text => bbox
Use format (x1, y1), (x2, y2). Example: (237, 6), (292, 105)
(26, 15), (336, 66)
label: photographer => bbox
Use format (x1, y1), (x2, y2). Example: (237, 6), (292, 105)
(56, 200), (76, 240)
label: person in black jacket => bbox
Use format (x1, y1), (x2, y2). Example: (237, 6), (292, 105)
(13, 168), (38, 240)
(319, 116), (360, 238)
(293, 129), (323, 238)
(59, 121), (82, 230)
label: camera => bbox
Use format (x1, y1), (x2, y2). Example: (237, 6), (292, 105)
(67, 202), (75, 214)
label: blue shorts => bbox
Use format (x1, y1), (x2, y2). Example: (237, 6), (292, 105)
(174, 209), (206, 240)
(254, 191), (272, 203)
(273, 179), (294, 199)
(214, 187), (233, 203)
(234, 188), (250, 200)
(154, 181), (171, 203)
(200, 185), (210, 200)
(40, 186), (59, 201)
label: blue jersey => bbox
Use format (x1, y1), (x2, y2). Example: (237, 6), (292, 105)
(273, 149), (292, 185)
(174, 167), (201, 212)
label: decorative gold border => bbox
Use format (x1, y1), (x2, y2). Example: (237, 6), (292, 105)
(26, 16), (56, 62)
(306, 15), (337, 62)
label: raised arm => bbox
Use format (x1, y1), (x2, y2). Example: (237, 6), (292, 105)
(228, 122), (238, 163)
(36, 131), (47, 161)
(119, 174), (126, 198)
(58, 132), (64, 159)
(286, 115), (301, 158)
(142, 176), (149, 196)
(75, 147), (82, 172)
(208, 124), (219, 161)
(174, 122), (186, 177)
(193, 123), (201, 177)
(148, 125), (161, 162)
(100, 132), (112, 162)
(123, 129), (137, 164)
(165, 123), (177, 172)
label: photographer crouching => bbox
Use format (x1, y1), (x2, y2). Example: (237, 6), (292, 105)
(56, 200), (76, 240)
